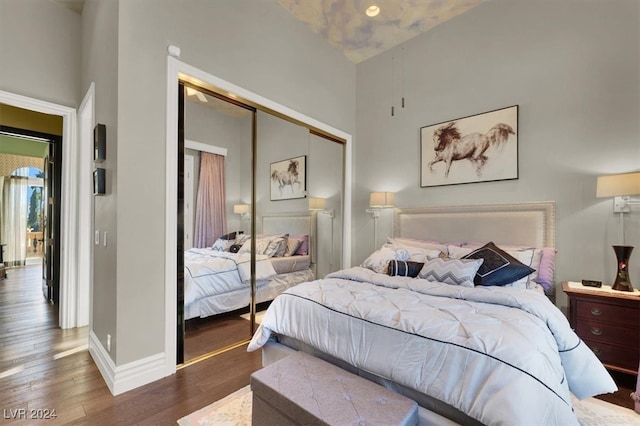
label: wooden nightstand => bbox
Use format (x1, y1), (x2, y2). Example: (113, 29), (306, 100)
(563, 281), (640, 375)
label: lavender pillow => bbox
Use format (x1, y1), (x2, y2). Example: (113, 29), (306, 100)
(290, 234), (309, 256)
(534, 248), (556, 292)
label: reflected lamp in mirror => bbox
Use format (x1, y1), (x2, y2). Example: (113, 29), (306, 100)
(308, 197), (326, 211)
(309, 197), (333, 217)
(233, 204), (250, 220)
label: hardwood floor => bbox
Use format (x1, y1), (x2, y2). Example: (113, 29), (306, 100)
(0, 266), (262, 425)
(1, 266), (636, 425)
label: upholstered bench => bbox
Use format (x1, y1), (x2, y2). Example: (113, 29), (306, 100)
(250, 351), (419, 426)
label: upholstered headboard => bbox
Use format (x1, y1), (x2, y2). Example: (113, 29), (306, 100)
(262, 212), (311, 235)
(262, 212), (313, 261)
(394, 202), (555, 248)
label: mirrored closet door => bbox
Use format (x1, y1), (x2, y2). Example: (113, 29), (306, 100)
(177, 80), (346, 366)
(180, 83), (255, 364)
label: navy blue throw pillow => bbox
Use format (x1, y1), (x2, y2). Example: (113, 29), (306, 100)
(387, 260), (424, 278)
(462, 242), (535, 286)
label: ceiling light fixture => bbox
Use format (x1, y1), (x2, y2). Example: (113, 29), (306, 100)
(366, 5), (380, 17)
(185, 87), (208, 103)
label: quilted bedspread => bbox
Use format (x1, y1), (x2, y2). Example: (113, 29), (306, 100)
(184, 249), (276, 306)
(248, 266), (616, 426)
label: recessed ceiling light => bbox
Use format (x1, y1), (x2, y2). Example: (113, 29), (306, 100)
(366, 5), (380, 17)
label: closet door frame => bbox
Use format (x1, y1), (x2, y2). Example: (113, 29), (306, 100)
(165, 56), (352, 375)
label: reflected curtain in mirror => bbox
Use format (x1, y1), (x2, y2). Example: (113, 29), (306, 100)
(194, 152), (227, 248)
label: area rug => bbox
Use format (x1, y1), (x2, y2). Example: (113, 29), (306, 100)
(239, 310), (265, 324)
(177, 385), (252, 426)
(177, 385), (639, 425)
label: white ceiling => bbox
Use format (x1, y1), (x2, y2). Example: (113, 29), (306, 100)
(53, 0), (484, 63)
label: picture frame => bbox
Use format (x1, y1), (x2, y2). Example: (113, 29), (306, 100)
(93, 168), (105, 195)
(270, 155), (306, 201)
(420, 105), (518, 187)
(94, 123), (106, 162)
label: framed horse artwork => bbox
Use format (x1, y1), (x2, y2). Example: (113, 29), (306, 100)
(420, 105), (518, 187)
(270, 155), (307, 200)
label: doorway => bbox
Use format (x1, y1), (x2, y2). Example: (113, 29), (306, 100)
(0, 125), (62, 307)
(1, 91), (81, 330)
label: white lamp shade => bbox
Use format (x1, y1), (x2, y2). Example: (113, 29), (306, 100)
(233, 204), (249, 214)
(308, 197), (326, 211)
(596, 172), (640, 197)
(369, 192), (394, 208)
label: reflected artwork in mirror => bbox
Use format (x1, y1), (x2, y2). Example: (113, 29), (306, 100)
(270, 155), (307, 201)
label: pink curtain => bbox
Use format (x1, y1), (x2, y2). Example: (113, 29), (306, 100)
(194, 153), (227, 248)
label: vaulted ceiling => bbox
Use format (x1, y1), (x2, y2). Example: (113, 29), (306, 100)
(53, 0), (484, 63)
(275, 0), (484, 63)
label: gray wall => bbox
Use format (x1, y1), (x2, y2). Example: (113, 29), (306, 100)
(81, 0), (119, 362)
(113, 0), (355, 364)
(354, 0), (640, 306)
(0, 0), (80, 106)
(185, 100), (252, 239)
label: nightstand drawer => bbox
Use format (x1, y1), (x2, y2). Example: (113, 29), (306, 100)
(581, 339), (640, 372)
(575, 299), (640, 326)
(575, 320), (639, 347)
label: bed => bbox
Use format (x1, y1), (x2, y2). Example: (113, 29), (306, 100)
(184, 212), (315, 320)
(247, 202), (618, 426)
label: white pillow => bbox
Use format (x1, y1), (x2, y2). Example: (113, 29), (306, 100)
(447, 245), (473, 259)
(503, 248), (535, 289)
(387, 243), (442, 262)
(284, 238), (302, 257)
(387, 237), (448, 254)
(361, 245), (410, 274)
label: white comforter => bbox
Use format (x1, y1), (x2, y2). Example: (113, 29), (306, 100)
(248, 267), (616, 426)
(184, 249), (277, 306)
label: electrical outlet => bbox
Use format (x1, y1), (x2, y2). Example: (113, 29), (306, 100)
(106, 334), (111, 352)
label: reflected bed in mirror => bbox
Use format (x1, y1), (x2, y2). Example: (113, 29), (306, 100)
(183, 212), (314, 321)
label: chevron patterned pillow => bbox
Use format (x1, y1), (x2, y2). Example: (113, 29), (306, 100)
(418, 258), (484, 287)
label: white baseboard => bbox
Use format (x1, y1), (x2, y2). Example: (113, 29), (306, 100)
(88, 331), (168, 395)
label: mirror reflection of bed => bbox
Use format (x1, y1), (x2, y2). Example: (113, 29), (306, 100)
(180, 82), (345, 364)
(183, 213), (314, 360)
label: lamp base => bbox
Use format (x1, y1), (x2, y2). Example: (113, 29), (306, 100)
(612, 245), (634, 292)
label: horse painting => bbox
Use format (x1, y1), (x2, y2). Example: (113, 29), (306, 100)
(427, 122), (515, 178)
(271, 159), (302, 197)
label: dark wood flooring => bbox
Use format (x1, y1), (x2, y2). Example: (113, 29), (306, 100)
(0, 266), (262, 425)
(0, 265), (636, 425)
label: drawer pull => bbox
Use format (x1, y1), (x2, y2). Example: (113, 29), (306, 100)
(592, 347), (602, 356)
(590, 308), (602, 316)
(590, 327), (603, 336)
